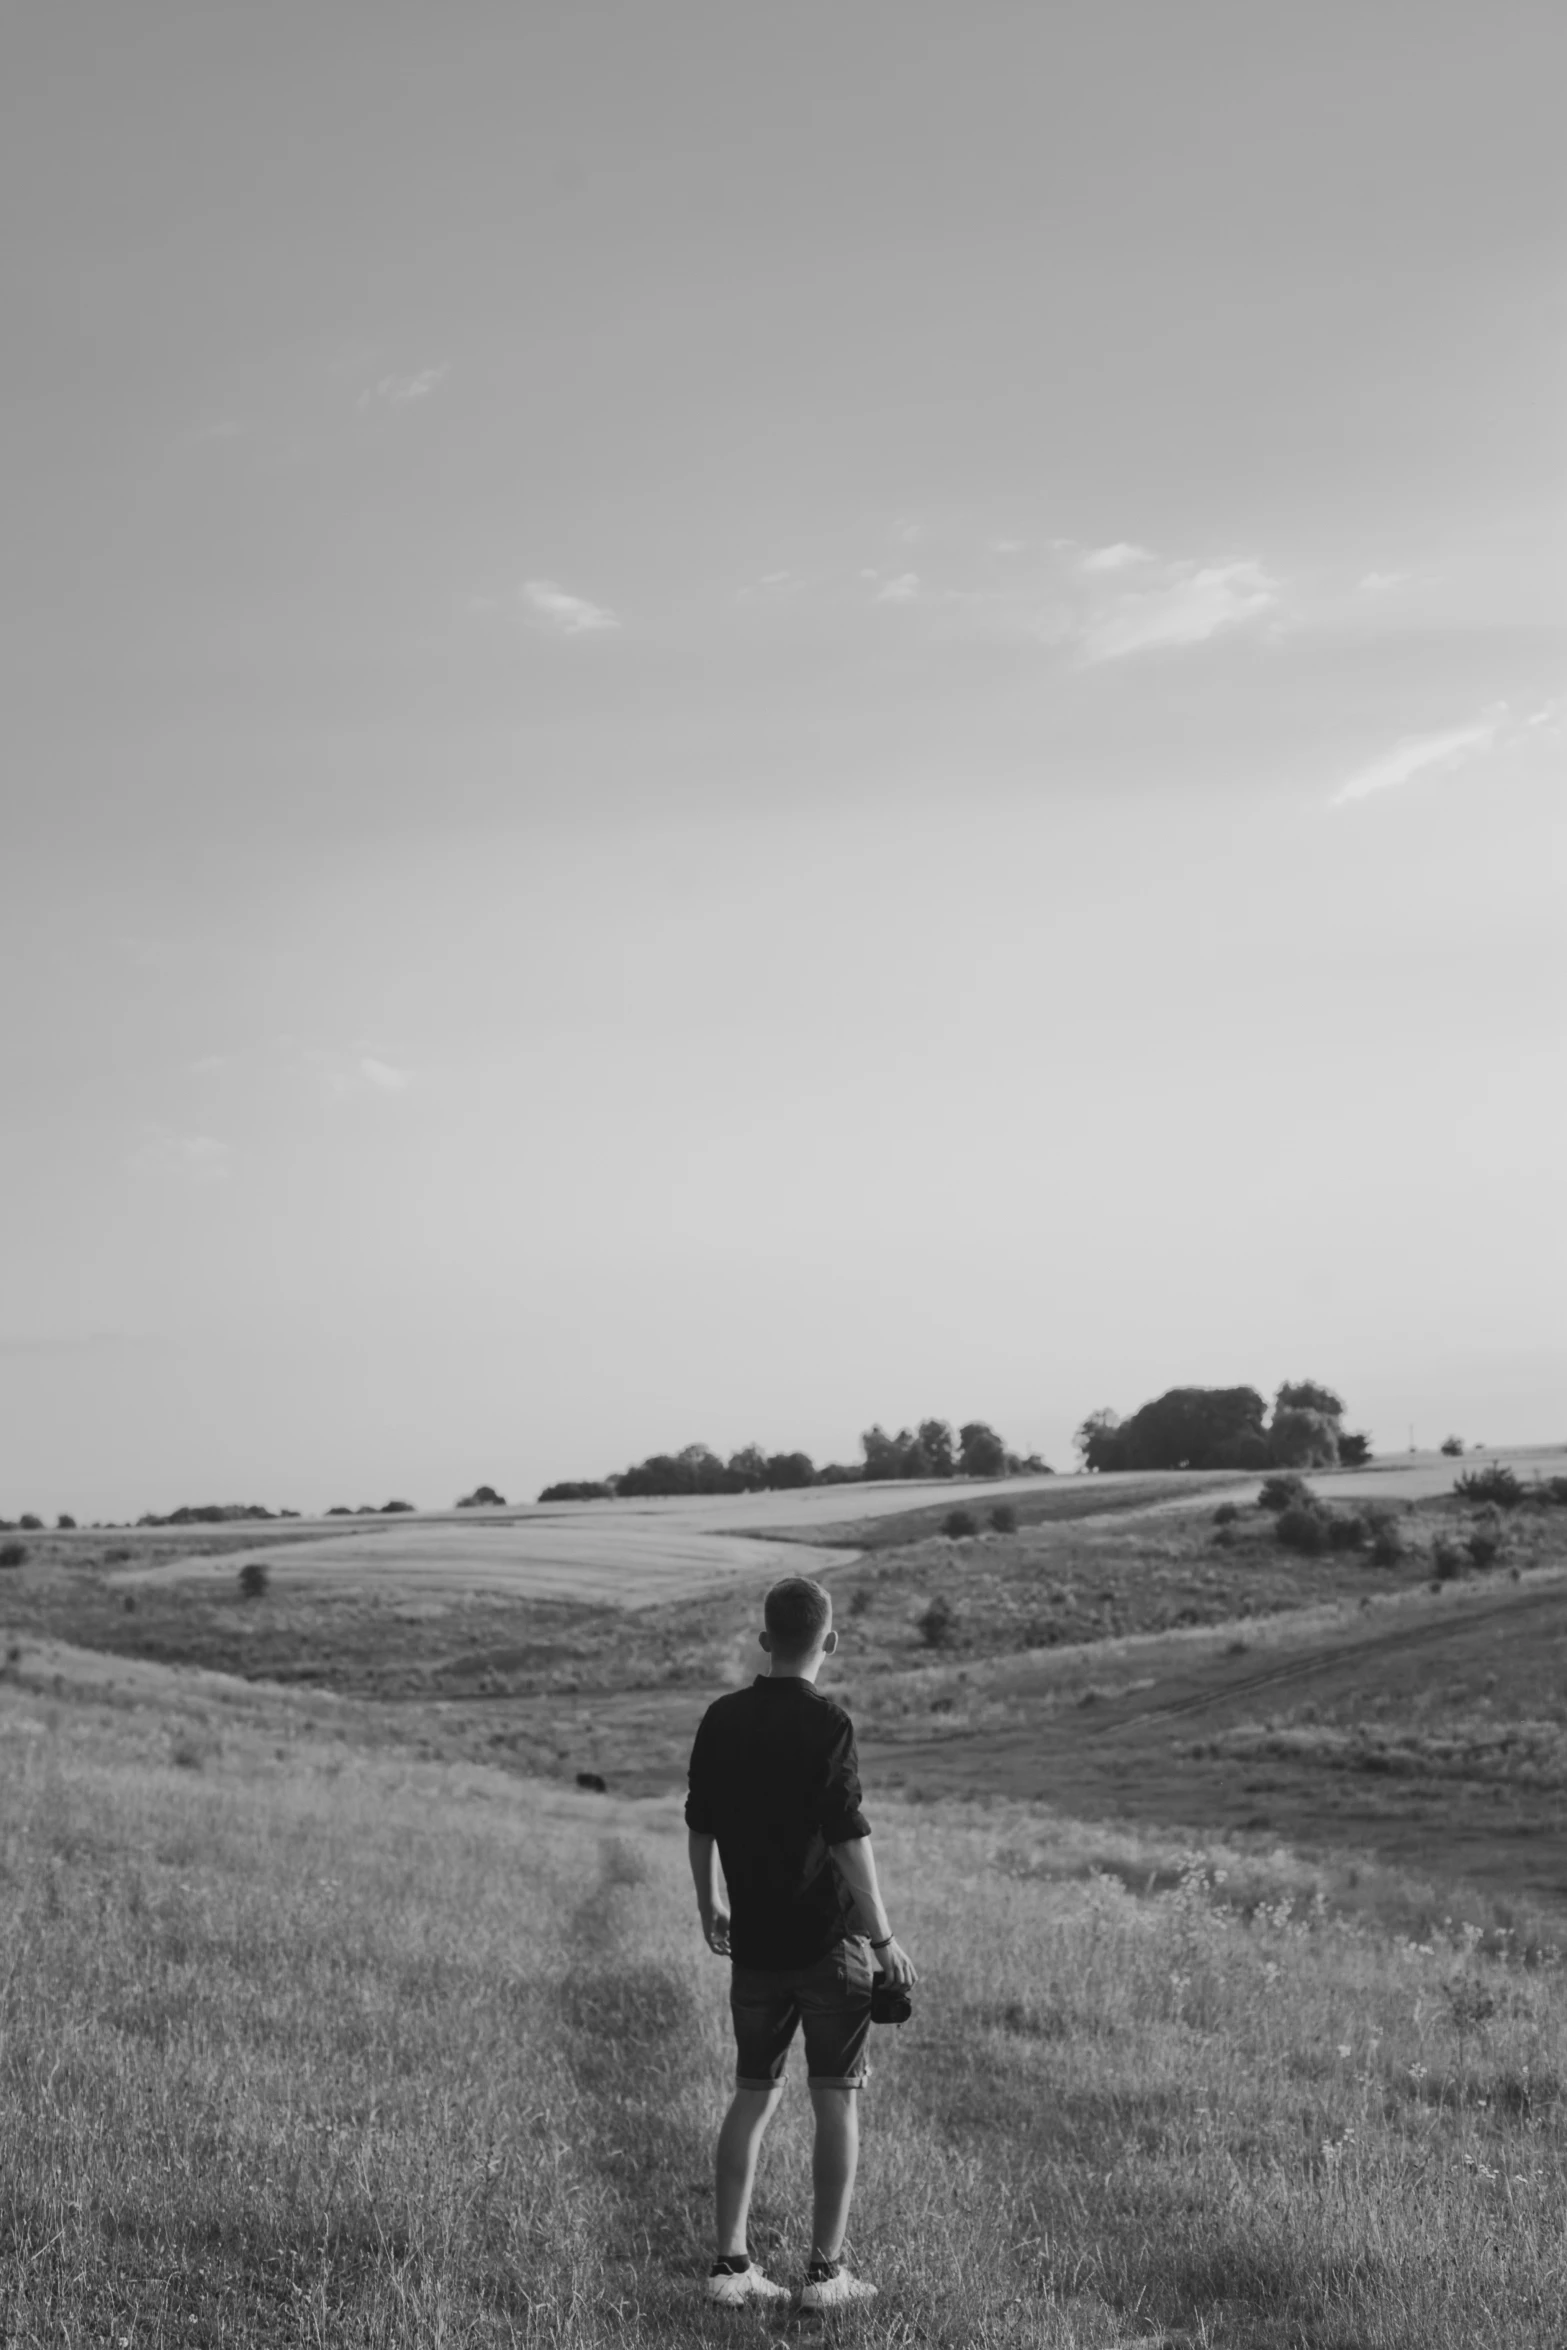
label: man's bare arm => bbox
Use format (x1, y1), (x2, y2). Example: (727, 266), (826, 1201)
(687, 1830), (731, 1956)
(831, 1836), (916, 1985)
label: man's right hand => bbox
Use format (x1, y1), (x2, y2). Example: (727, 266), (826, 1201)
(874, 1935), (916, 1987)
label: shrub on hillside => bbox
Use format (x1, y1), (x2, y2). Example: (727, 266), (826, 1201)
(537, 1480), (615, 1503)
(916, 1593), (957, 1647)
(238, 1560), (270, 1600)
(1275, 1504), (1329, 1556)
(1259, 1473), (1313, 1515)
(1454, 1463), (1524, 1509)
(0, 1541), (26, 1570)
(1212, 1502), (1240, 1525)
(18, 1514), (43, 1532)
(456, 1485), (506, 1509)
(1336, 1430), (1373, 1467)
(943, 1507), (978, 1538)
(989, 1502), (1018, 1534)
(380, 1499), (415, 1513)
(56, 1513), (77, 1530)
(1326, 1510), (1366, 1551)
(1211, 1524), (1236, 1548)
(1432, 1537), (1467, 1581)
(1440, 1435), (1465, 1456)
(1368, 1514), (1406, 1566)
(1466, 1514), (1505, 1571)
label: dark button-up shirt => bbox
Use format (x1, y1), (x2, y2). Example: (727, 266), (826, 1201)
(685, 1675), (871, 1969)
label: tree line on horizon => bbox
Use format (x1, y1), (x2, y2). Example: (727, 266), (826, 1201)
(1073, 1380), (1372, 1473)
(537, 1418), (1048, 1502)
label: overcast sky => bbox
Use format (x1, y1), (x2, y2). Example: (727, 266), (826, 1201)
(2, 1), (1563, 1519)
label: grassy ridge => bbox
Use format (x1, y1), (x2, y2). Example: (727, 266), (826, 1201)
(4, 1661), (1567, 2346)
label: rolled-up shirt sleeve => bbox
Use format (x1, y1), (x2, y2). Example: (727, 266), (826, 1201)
(819, 1717), (871, 1846)
(684, 1708), (717, 1835)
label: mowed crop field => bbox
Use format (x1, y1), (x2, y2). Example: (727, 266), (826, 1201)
(94, 1450), (1567, 1609)
(108, 1521), (859, 1609)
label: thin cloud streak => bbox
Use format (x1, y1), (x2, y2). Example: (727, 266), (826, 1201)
(130, 1132), (233, 1181)
(522, 580), (620, 636)
(1332, 706), (1509, 805)
(359, 364), (449, 408)
(1077, 556), (1278, 664)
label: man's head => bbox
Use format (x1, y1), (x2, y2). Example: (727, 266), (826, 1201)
(760, 1575), (835, 1672)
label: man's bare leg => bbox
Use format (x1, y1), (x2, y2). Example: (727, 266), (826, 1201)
(807, 2084), (859, 2263)
(715, 2083), (784, 2256)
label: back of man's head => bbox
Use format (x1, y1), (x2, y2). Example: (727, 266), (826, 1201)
(763, 1575), (832, 1661)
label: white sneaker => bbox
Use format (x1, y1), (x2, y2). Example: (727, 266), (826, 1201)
(799, 2264), (878, 2309)
(706, 2260), (790, 2306)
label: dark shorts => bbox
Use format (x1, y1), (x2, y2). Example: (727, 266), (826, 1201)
(730, 1936), (874, 2090)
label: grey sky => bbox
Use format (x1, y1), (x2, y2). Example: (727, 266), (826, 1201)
(2, 2), (1563, 1515)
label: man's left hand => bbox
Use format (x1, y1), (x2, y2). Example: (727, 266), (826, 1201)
(702, 1903), (732, 1956)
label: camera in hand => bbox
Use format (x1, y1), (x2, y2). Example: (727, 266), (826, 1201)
(869, 1968), (913, 2026)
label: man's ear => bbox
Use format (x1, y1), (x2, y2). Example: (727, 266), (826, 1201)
(759, 1629), (773, 1653)
(822, 1627), (838, 1655)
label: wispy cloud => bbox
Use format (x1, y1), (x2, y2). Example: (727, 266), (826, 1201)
(1077, 554), (1279, 664)
(873, 572), (920, 604)
(1331, 703), (1523, 805)
(1081, 541), (1156, 574)
(1357, 569), (1411, 594)
(522, 579), (620, 636)
(356, 1056), (412, 1094)
(130, 1132), (233, 1182)
(359, 364), (449, 409)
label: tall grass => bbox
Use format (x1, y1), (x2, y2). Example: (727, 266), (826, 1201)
(3, 1675), (1565, 2346)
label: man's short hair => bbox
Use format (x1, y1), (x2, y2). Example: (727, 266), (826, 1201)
(764, 1575), (832, 1659)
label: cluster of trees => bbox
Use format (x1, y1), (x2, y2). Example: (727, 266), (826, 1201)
(1074, 1382), (1372, 1474)
(538, 1419), (1048, 1503)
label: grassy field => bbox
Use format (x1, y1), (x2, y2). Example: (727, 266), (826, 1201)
(5, 1648), (1567, 2349)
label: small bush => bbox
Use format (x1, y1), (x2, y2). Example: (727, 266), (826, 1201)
(1369, 1517), (1406, 1566)
(18, 1514), (42, 1532)
(943, 1507), (978, 1539)
(1440, 1436), (1465, 1456)
(917, 1593), (958, 1647)
(457, 1484), (506, 1509)
(0, 1541), (26, 1570)
(238, 1560), (270, 1601)
(1276, 1505), (1328, 1555)
(1432, 1538), (1467, 1582)
(989, 1503), (1018, 1534)
(1454, 1463), (1524, 1509)
(848, 1586), (871, 1617)
(1326, 1510), (1366, 1551)
(1467, 1517), (1504, 1571)
(1259, 1474), (1313, 1515)
(1211, 1524), (1236, 1548)
(56, 1513), (77, 1530)
(1213, 1501), (1240, 1525)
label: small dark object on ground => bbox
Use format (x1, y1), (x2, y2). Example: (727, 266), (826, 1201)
(56, 1513), (77, 1530)
(1211, 1524), (1235, 1548)
(1440, 1436), (1465, 1456)
(575, 1770), (608, 1793)
(18, 1514), (43, 1532)
(238, 1560), (270, 1600)
(943, 1507), (978, 1539)
(0, 1542), (27, 1570)
(989, 1503), (1017, 1534)
(1432, 1538), (1467, 1582)
(1467, 1518), (1504, 1571)
(122, 1593), (137, 1613)
(1213, 1502), (1240, 1525)
(458, 1485), (507, 1509)
(917, 1593), (958, 1648)
(1326, 1511), (1366, 1551)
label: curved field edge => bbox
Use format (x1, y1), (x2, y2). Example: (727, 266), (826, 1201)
(3, 1662), (1566, 2349)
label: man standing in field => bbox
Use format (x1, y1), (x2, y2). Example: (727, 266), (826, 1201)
(685, 1574), (917, 2308)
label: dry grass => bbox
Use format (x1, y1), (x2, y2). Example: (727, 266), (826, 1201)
(4, 1662), (1567, 2347)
